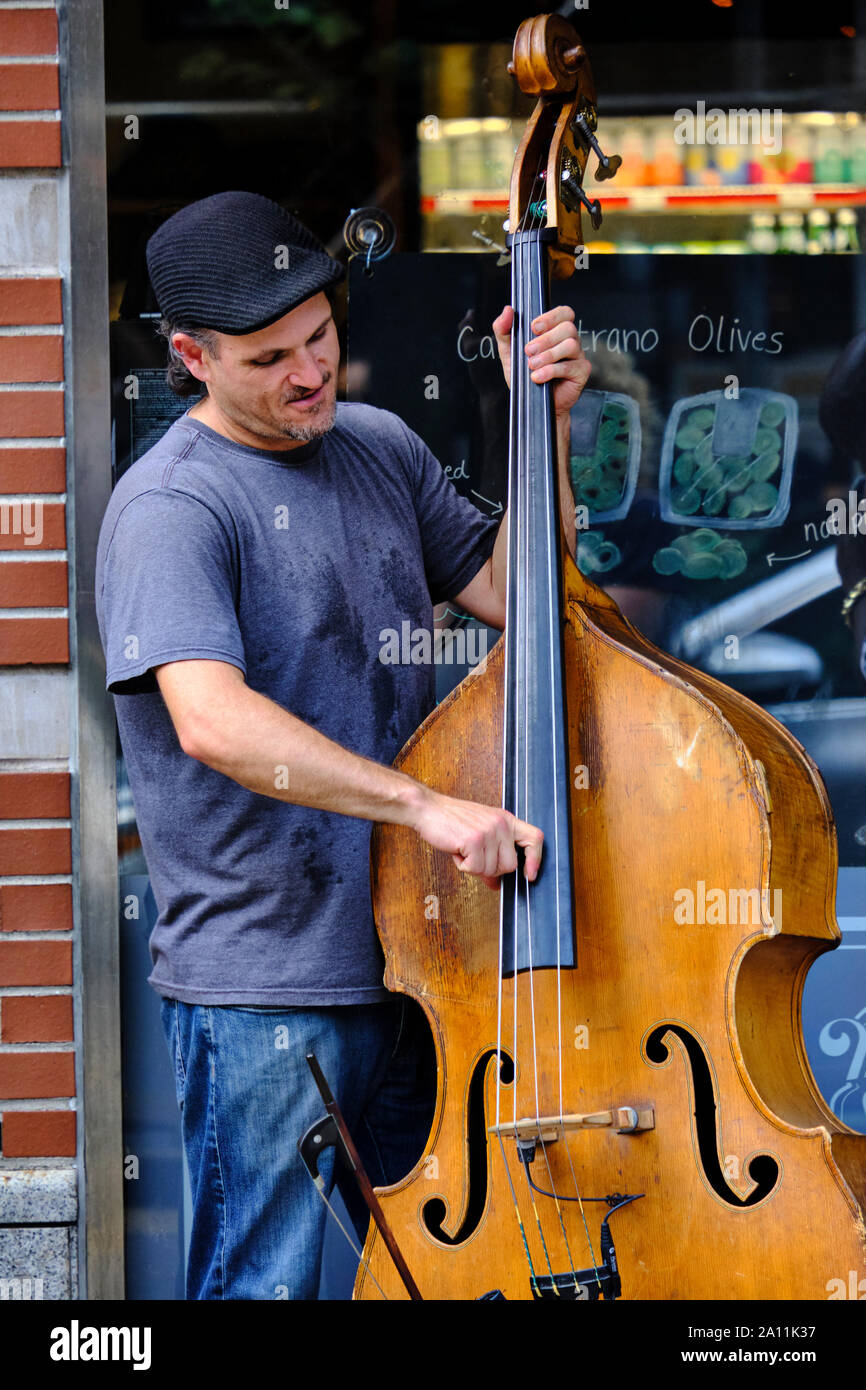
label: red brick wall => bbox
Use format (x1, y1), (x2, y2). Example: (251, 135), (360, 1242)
(0, 4), (74, 1162)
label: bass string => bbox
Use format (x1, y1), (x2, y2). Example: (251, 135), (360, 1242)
(496, 188), (568, 1291)
(517, 220), (559, 1287)
(493, 181), (536, 1285)
(489, 197), (545, 1296)
(497, 181), (605, 1293)
(526, 226), (587, 1290)
(520, 221), (580, 1292)
(528, 227), (604, 1288)
(498, 210), (550, 1289)
(495, 176), (521, 1141)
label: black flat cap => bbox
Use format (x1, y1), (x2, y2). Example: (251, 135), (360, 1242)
(145, 190), (345, 335)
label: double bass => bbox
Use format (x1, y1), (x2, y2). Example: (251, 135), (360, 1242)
(355, 14), (866, 1300)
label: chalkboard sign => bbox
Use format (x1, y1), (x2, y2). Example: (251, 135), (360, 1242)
(110, 319), (189, 483)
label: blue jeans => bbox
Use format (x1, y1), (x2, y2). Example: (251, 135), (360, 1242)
(159, 996), (436, 1300)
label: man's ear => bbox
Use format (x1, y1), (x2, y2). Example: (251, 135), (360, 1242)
(171, 332), (209, 383)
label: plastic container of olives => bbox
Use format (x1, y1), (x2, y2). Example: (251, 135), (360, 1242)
(659, 388), (797, 530)
(568, 389), (641, 525)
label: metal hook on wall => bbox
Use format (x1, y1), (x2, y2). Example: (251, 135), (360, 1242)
(343, 206), (397, 277)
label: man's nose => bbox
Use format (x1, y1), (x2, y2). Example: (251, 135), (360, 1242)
(285, 348), (327, 390)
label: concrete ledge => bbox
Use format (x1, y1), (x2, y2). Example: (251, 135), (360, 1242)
(0, 1163), (75, 1220)
(0, 1224), (75, 1299)
(0, 667), (70, 758)
(0, 176), (59, 274)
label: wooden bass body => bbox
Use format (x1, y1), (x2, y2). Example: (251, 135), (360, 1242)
(355, 556), (866, 1301)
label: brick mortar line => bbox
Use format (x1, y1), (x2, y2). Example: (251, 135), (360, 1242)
(0, 819), (72, 827)
(0, 760), (68, 769)
(0, 326), (63, 336)
(0, 930), (76, 938)
(0, 876), (73, 884)
(0, 1098), (75, 1109)
(0, 1221), (77, 1228)
(0, 988), (72, 995)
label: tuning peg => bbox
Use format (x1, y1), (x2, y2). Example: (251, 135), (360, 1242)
(560, 158), (604, 230)
(571, 111), (622, 182)
(576, 187), (603, 232)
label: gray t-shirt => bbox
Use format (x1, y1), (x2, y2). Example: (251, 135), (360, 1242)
(96, 401), (498, 1004)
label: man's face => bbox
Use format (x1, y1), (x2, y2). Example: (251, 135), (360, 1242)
(175, 293), (340, 446)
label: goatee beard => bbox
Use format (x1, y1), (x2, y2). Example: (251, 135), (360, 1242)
(275, 395), (336, 442)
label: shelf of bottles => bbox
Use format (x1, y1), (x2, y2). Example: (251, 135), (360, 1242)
(419, 112), (865, 254)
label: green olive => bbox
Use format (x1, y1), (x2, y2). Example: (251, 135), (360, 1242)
(723, 463), (752, 494)
(683, 550), (723, 579)
(579, 531), (604, 551)
(671, 486), (702, 515)
(702, 487), (728, 515)
(670, 528), (717, 555)
(744, 481), (779, 513)
(673, 453), (696, 485)
(652, 546), (685, 575)
(693, 463), (724, 492)
(759, 400), (786, 427)
(676, 426), (706, 450)
(595, 541), (622, 570)
(754, 427), (781, 454)
(694, 434), (716, 468)
(728, 494), (754, 519)
(714, 540), (748, 579)
(689, 407), (716, 429)
(601, 440), (629, 464)
(594, 486), (623, 511)
(750, 450), (781, 482)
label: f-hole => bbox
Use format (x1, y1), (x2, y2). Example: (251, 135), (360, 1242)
(422, 1049), (514, 1245)
(646, 1024), (779, 1207)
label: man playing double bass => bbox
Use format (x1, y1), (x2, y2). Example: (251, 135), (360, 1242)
(95, 190), (590, 1299)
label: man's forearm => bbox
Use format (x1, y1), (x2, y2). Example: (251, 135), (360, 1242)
(187, 677), (428, 828)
